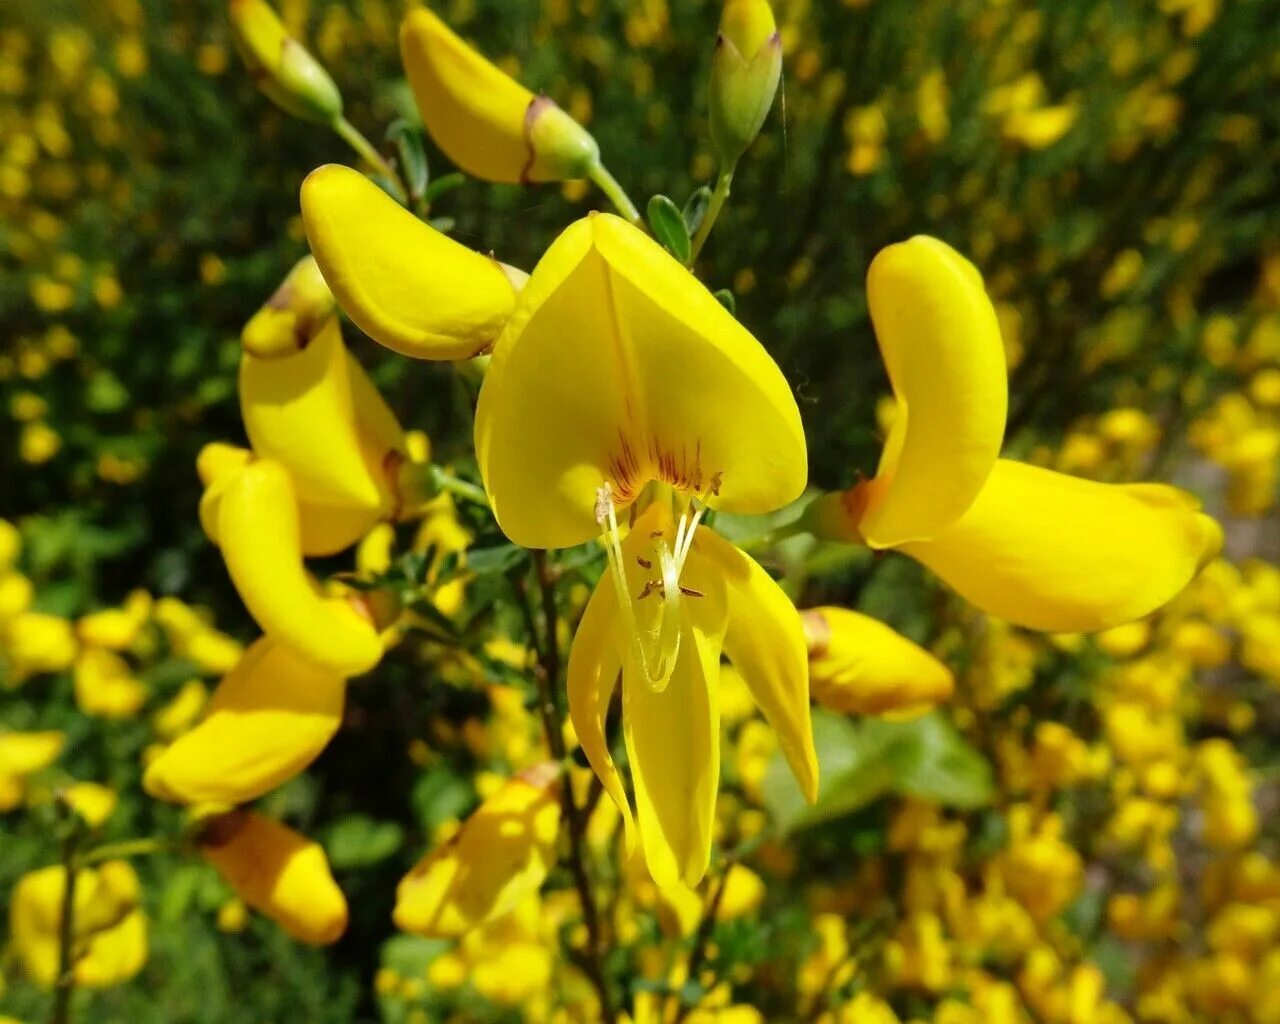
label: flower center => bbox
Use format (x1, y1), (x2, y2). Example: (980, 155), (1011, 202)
(594, 480), (716, 693)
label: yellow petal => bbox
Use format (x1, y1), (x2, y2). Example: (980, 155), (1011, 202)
(400, 10), (598, 184)
(217, 458), (383, 674)
(75, 910), (147, 989)
(400, 9), (532, 182)
(393, 763), (561, 937)
(196, 441), (252, 488)
(144, 636), (345, 805)
(239, 316), (395, 512)
(199, 444), (381, 557)
(620, 524), (728, 889)
(565, 571), (635, 852)
(858, 236), (1007, 547)
(301, 163), (517, 359)
(200, 811), (348, 945)
(900, 459), (1224, 632)
(624, 613), (721, 889)
(0, 731), (65, 776)
(693, 527), (818, 803)
(801, 607), (953, 715)
(476, 214), (807, 549)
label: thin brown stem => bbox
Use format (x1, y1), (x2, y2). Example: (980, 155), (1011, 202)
(50, 811), (83, 1024)
(672, 857), (734, 1024)
(524, 552), (615, 1020)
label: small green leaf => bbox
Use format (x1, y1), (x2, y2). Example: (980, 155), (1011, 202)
(646, 194), (692, 263)
(683, 185), (713, 235)
(713, 288), (736, 315)
(763, 710), (994, 834)
(324, 815), (405, 869)
(386, 119), (429, 200)
(423, 172), (465, 204)
(466, 543), (527, 576)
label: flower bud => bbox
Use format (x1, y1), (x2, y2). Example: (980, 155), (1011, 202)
(229, 0), (343, 125)
(708, 0), (783, 167)
(803, 607), (954, 716)
(199, 810), (348, 945)
(400, 9), (600, 184)
(241, 256), (336, 358)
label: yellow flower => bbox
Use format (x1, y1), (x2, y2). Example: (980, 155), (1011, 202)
(73, 647), (148, 718)
(802, 606), (953, 715)
(5, 611), (77, 677)
(809, 236), (1220, 632)
(400, 8), (601, 184)
(10, 860), (146, 988)
(0, 731), (65, 811)
(199, 810), (347, 945)
(144, 636), (345, 805)
(473, 213), (815, 887)
(63, 782), (118, 828)
(240, 254), (336, 358)
(19, 421), (61, 464)
(301, 164), (522, 361)
(394, 762), (561, 937)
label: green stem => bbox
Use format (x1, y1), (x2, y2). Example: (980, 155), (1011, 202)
(332, 116), (407, 204)
(688, 167), (734, 263)
(430, 467), (490, 508)
(50, 819), (82, 1024)
(587, 160), (641, 225)
(76, 837), (171, 868)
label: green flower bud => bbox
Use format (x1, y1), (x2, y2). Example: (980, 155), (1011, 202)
(708, 0), (783, 167)
(229, 0), (343, 125)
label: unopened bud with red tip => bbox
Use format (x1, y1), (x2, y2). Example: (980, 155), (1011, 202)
(241, 255), (336, 358)
(229, 0), (343, 125)
(708, 0), (783, 167)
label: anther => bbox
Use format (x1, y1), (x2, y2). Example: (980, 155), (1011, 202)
(635, 556), (652, 570)
(638, 580), (662, 600)
(679, 586), (704, 598)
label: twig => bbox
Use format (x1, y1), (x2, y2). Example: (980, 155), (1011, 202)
(50, 808), (84, 1024)
(672, 859), (734, 1024)
(525, 551), (615, 1020)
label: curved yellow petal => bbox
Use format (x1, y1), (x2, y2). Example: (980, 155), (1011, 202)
(400, 9), (598, 184)
(621, 527), (728, 889)
(301, 164), (517, 360)
(802, 607), (954, 715)
(240, 316), (395, 511)
(143, 636), (345, 806)
(393, 763), (561, 937)
(196, 442), (252, 488)
(858, 236), (1007, 548)
(624, 621), (721, 889)
(0, 731), (65, 777)
(217, 458), (383, 674)
(200, 811), (348, 945)
(565, 572), (635, 852)
(476, 214), (807, 549)
(900, 459), (1224, 632)
(692, 528), (818, 803)
(202, 472), (380, 557)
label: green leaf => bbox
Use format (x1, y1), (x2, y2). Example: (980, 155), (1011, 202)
(386, 119), (429, 200)
(713, 288), (736, 315)
(411, 767), (474, 832)
(465, 543), (528, 576)
(423, 172), (465, 205)
(683, 185), (713, 235)
(762, 710), (994, 834)
(646, 194), (692, 263)
(323, 815), (405, 869)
